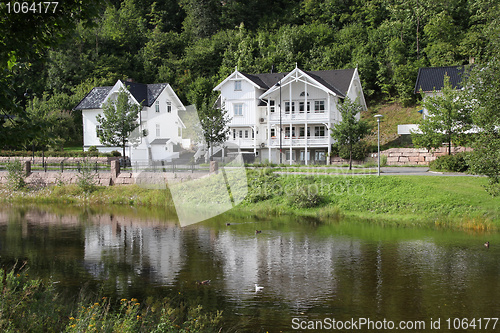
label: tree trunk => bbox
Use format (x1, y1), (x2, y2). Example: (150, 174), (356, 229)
(349, 142), (353, 170)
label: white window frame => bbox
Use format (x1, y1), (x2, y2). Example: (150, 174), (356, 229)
(234, 103), (243, 116)
(314, 126), (325, 137)
(166, 101), (172, 113)
(270, 100), (276, 113)
(155, 100), (160, 113)
(314, 100), (325, 113)
(234, 80), (242, 91)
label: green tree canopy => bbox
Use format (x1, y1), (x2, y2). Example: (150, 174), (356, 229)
(330, 98), (371, 170)
(198, 97), (231, 161)
(96, 87), (141, 158)
(412, 75), (473, 155)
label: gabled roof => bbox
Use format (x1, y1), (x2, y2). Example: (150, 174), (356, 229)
(215, 68), (356, 98)
(74, 86), (113, 110)
(414, 66), (470, 94)
(74, 81), (173, 110)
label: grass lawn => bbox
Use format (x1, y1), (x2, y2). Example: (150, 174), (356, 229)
(63, 146), (83, 152)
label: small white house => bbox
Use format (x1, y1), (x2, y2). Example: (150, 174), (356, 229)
(398, 65), (467, 135)
(214, 66), (367, 164)
(74, 79), (188, 163)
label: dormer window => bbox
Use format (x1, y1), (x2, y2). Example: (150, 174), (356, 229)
(234, 80), (242, 91)
(155, 100), (160, 113)
(300, 91), (309, 97)
(166, 101), (172, 113)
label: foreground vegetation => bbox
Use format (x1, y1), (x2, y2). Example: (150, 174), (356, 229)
(0, 264), (222, 333)
(1, 168), (499, 230)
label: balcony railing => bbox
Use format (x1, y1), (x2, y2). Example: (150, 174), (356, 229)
(269, 136), (329, 147)
(269, 111), (328, 122)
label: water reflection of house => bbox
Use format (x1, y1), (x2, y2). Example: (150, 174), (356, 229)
(83, 216), (183, 285)
(214, 231), (361, 307)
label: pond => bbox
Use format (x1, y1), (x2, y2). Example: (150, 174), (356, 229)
(1, 205), (500, 332)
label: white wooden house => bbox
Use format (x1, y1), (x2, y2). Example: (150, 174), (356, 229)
(75, 79), (187, 163)
(214, 66), (367, 164)
(398, 65), (468, 134)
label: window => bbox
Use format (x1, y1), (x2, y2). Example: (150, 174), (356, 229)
(234, 104), (243, 116)
(166, 101), (172, 113)
(285, 150), (296, 161)
(155, 101), (160, 113)
(156, 124), (160, 137)
(96, 125), (103, 137)
(285, 126), (296, 138)
(233, 129), (236, 140)
(270, 128), (276, 138)
(270, 100), (276, 113)
(239, 130), (243, 138)
(299, 101), (311, 113)
(244, 130), (249, 138)
(299, 127), (310, 137)
(315, 151), (326, 161)
(285, 101), (295, 114)
(314, 100), (325, 113)
(300, 151), (310, 161)
(234, 80), (242, 91)
(315, 126), (325, 137)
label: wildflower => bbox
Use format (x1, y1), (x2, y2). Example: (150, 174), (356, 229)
(69, 317), (75, 320)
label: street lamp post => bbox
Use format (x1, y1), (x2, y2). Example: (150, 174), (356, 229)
(374, 114), (383, 176)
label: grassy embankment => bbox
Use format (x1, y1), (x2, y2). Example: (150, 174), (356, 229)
(1, 167), (499, 230)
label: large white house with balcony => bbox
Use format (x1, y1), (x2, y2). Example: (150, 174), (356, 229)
(75, 79), (188, 163)
(214, 66), (367, 164)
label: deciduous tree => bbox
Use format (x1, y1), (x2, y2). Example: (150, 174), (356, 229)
(330, 98), (371, 170)
(96, 87), (141, 158)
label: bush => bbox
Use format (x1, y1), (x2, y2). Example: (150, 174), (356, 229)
(430, 152), (469, 172)
(6, 159), (26, 190)
(337, 141), (369, 161)
(111, 150), (122, 157)
(286, 186), (323, 208)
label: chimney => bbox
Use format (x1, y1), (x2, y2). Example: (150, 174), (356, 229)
(271, 64), (275, 74)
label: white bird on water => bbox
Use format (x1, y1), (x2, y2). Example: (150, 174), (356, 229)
(255, 284), (264, 292)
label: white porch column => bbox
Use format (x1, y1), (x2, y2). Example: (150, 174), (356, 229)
(304, 77), (308, 165)
(327, 94), (332, 165)
(253, 126), (257, 155)
(267, 102), (272, 163)
(289, 80), (293, 165)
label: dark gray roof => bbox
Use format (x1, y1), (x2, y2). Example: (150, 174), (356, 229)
(414, 66), (469, 93)
(74, 81), (168, 110)
(241, 68), (355, 97)
(74, 86), (112, 110)
(150, 138), (170, 145)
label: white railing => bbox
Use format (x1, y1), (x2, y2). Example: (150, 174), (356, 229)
(269, 112), (328, 122)
(269, 137), (329, 147)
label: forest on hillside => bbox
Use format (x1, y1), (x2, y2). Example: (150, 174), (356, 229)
(0, 0), (499, 149)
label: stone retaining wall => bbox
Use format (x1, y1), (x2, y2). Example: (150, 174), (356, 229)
(376, 146), (472, 166)
(0, 159), (209, 187)
(0, 156), (120, 164)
